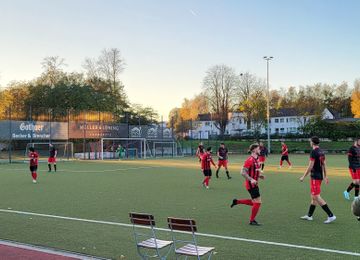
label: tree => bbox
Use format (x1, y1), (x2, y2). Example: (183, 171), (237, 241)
(97, 48), (125, 92)
(351, 79), (360, 118)
(39, 56), (67, 86)
(203, 65), (237, 136)
(130, 104), (159, 125)
(236, 72), (266, 130)
(0, 81), (30, 119)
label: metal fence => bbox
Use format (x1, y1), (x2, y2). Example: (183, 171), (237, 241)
(0, 107), (175, 162)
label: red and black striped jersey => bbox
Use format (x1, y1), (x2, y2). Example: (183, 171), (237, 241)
(201, 153), (215, 170)
(310, 147), (325, 180)
(29, 152), (39, 166)
(348, 145), (360, 169)
(281, 144), (288, 156)
(243, 156), (260, 188)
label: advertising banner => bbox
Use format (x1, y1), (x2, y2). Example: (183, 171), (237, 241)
(68, 122), (128, 139)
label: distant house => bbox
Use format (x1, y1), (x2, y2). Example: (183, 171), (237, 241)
(189, 112), (248, 139)
(187, 108), (349, 139)
(269, 108), (315, 135)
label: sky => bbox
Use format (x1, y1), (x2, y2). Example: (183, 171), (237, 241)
(0, 0), (360, 120)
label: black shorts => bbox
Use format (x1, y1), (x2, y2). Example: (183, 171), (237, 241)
(30, 165), (38, 172)
(247, 186), (260, 199)
(203, 169), (212, 177)
(281, 155), (289, 161)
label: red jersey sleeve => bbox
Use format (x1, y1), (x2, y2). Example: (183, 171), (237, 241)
(243, 157), (253, 169)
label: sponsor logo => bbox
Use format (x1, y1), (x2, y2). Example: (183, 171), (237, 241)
(19, 122), (45, 132)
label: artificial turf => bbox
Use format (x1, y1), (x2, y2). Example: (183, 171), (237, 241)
(0, 154), (359, 259)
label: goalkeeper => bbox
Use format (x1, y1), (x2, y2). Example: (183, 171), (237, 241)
(116, 144), (125, 159)
(216, 143), (231, 179)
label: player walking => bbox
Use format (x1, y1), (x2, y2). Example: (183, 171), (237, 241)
(201, 147), (217, 189)
(343, 137), (360, 200)
(279, 141), (292, 168)
(48, 144), (57, 172)
(29, 147), (39, 184)
(258, 142), (268, 173)
(231, 144), (265, 226)
(300, 136), (336, 224)
(216, 143), (231, 179)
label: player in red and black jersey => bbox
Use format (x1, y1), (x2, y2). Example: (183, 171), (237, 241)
(28, 147), (39, 184)
(201, 147), (217, 189)
(196, 142), (205, 163)
(216, 143), (231, 179)
(258, 142), (268, 173)
(300, 136), (336, 224)
(343, 137), (360, 200)
(48, 144), (57, 172)
(279, 141), (292, 168)
(231, 144), (265, 226)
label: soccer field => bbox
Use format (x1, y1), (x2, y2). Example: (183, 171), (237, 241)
(0, 155), (359, 260)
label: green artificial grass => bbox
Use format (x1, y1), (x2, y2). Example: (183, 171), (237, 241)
(0, 154), (359, 259)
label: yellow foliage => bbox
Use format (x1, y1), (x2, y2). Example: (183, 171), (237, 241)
(351, 88), (360, 118)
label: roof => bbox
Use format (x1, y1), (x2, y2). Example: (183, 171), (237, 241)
(325, 118), (360, 123)
(326, 108), (341, 119)
(197, 113), (212, 121)
(270, 108), (316, 117)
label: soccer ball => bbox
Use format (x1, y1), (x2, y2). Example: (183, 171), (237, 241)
(351, 198), (360, 217)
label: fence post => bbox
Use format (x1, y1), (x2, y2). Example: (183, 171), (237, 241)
(8, 107), (12, 164)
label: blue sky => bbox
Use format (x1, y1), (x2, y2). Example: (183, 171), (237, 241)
(0, 0), (360, 119)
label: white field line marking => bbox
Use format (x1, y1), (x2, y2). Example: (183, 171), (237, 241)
(0, 209), (359, 257)
(0, 239), (108, 260)
(0, 166), (161, 173)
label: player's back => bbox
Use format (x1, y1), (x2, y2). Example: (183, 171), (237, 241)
(29, 152), (39, 166)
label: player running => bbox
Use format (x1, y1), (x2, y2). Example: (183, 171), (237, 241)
(258, 142), (268, 173)
(231, 144), (265, 226)
(216, 143), (231, 179)
(300, 136), (336, 224)
(201, 147), (217, 189)
(48, 144), (57, 172)
(343, 137), (360, 200)
(279, 141), (292, 168)
(29, 147), (39, 184)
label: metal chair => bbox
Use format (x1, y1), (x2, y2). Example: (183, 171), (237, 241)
(167, 217), (214, 260)
(129, 212), (173, 259)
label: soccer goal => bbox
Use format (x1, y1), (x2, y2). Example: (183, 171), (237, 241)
(25, 142), (74, 162)
(152, 141), (178, 157)
(100, 138), (151, 160)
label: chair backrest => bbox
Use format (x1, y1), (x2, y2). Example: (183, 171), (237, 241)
(129, 212), (155, 226)
(167, 217), (197, 232)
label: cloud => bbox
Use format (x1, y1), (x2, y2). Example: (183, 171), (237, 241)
(189, 9), (198, 17)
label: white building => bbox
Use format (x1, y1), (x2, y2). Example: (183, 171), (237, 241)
(188, 108), (338, 139)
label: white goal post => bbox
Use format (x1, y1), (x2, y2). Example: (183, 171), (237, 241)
(25, 142), (74, 161)
(100, 138), (149, 160)
(152, 141), (178, 157)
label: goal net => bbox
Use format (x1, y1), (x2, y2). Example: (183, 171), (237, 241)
(100, 138), (151, 160)
(25, 142), (74, 162)
(151, 141), (178, 157)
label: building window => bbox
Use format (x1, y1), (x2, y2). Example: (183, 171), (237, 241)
(205, 122), (210, 126)
(286, 118), (288, 123)
(289, 118), (296, 123)
(280, 128), (285, 132)
(275, 128), (279, 133)
(280, 118), (284, 123)
(275, 119), (279, 123)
